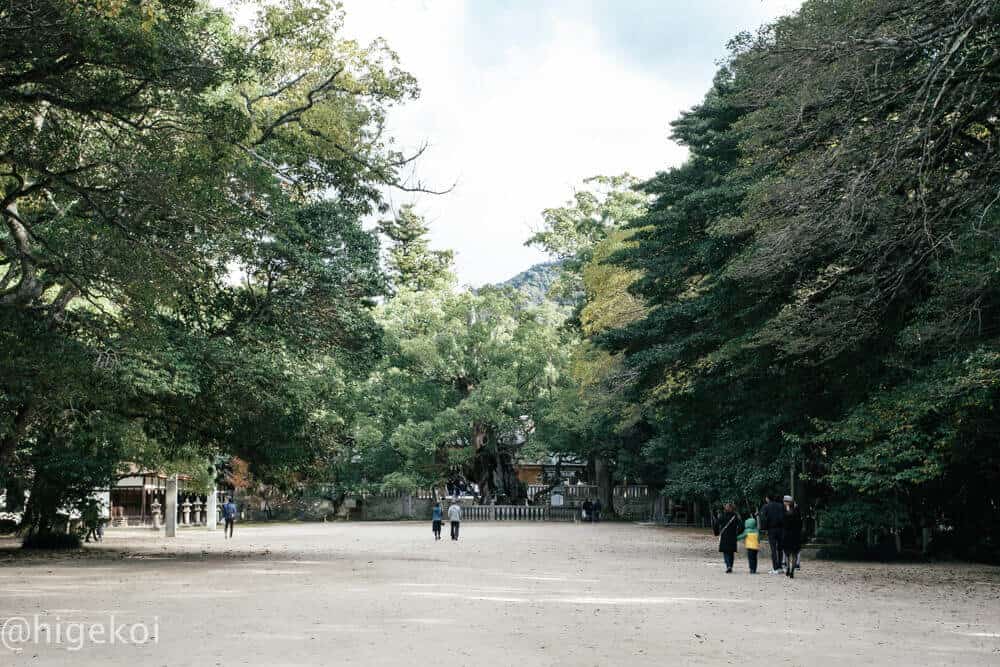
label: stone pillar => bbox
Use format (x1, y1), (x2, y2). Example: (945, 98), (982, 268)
(594, 456), (611, 514)
(165, 475), (178, 538)
(206, 487), (217, 531)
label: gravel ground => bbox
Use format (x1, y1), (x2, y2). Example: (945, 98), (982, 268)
(0, 521), (998, 666)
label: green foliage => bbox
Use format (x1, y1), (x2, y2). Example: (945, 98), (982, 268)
(526, 174), (648, 302)
(379, 205), (454, 293)
(0, 0), (411, 529)
(351, 286), (569, 501)
(590, 0), (1000, 555)
(813, 498), (899, 548)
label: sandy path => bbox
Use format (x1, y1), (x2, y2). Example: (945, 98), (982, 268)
(1, 522), (998, 666)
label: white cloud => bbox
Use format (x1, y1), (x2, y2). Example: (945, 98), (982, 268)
(221, 1), (804, 286)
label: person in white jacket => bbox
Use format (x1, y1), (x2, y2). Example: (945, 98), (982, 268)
(447, 503), (462, 541)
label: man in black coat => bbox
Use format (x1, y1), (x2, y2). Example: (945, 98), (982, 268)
(758, 495), (785, 574)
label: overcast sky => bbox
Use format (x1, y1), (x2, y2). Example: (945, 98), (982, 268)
(245, 1), (804, 286)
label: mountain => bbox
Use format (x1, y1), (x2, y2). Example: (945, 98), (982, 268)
(491, 261), (578, 307)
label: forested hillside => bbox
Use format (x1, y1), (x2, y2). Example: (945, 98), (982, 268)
(493, 262), (566, 306)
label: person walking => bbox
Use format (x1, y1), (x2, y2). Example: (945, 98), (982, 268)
(582, 499), (593, 522)
(782, 496), (802, 578)
(737, 516), (760, 574)
(431, 502), (443, 540)
(83, 500), (101, 543)
(592, 498), (602, 523)
(448, 501), (462, 541)
(713, 502), (741, 573)
(759, 495), (785, 574)
(222, 497), (237, 539)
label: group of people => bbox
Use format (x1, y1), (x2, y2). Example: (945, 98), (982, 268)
(431, 501), (463, 541)
(82, 499), (105, 543)
(581, 498), (602, 522)
(713, 495), (802, 577)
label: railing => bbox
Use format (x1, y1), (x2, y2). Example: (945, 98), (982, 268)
(372, 488), (450, 500)
(457, 505), (577, 522)
(613, 485), (651, 499)
(526, 484), (549, 500)
(563, 485), (598, 500)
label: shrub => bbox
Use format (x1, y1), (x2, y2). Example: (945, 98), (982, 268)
(21, 532), (82, 550)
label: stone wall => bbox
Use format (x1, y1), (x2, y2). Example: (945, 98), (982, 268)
(360, 494), (435, 521)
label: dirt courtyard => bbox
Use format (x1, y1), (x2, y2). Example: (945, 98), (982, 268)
(1, 521), (998, 666)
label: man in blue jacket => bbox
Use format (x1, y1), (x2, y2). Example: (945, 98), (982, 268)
(222, 497), (237, 539)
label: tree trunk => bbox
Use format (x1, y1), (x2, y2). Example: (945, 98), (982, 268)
(470, 424), (523, 504)
(595, 455), (612, 515)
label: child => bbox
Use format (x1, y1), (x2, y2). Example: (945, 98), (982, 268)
(737, 516), (760, 574)
(431, 502), (443, 540)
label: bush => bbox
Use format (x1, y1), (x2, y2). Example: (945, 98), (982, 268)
(0, 519), (18, 535)
(21, 532), (82, 550)
(814, 498), (899, 544)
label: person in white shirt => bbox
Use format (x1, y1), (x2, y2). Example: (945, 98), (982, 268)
(447, 503), (462, 541)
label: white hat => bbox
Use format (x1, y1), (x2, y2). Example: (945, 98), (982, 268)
(783, 495), (793, 502)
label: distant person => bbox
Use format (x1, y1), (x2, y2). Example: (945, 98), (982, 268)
(737, 516), (760, 574)
(592, 498), (602, 523)
(582, 499), (593, 522)
(222, 497), (237, 539)
(431, 502), (443, 541)
(782, 496), (802, 578)
(759, 495), (785, 574)
(448, 502), (462, 541)
(83, 500), (101, 543)
(713, 502), (741, 573)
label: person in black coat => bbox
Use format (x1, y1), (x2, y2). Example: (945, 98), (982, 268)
(759, 495), (785, 573)
(781, 496), (803, 578)
(713, 503), (741, 573)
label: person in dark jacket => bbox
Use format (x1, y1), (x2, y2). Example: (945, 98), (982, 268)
(759, 495), (785, 574)
(781, 496), (802, 578)
(431, 502), (443, 540)
(714, 503), (741, 573)
(222, 497), (237, 539)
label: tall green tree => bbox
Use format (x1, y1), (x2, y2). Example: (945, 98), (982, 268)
(352, 285), (568, 502)
(0, 0), (417, 536)
(599, 0), (999, 556)
(378, 204), (454, 293)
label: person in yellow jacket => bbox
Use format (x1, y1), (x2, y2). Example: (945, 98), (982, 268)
(737, 517), (760, 574)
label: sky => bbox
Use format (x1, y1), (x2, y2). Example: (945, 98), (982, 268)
(228, 1), (804, 286)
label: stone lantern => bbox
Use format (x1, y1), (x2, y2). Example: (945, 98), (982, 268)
(181, 497), (192, 525)
(192, 498), (203, 525)
(151, 497), (162, 529)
